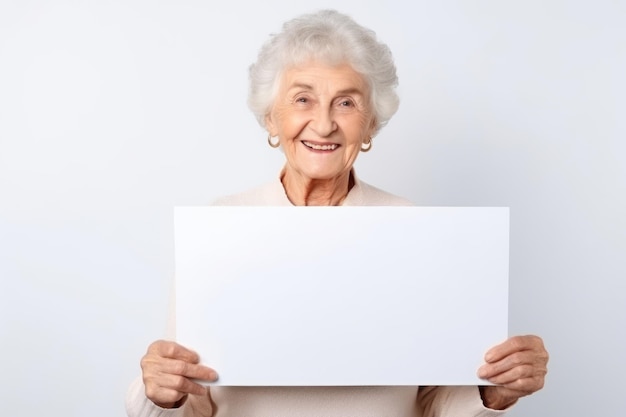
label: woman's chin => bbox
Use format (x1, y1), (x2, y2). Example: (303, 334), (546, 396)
(290, 167), (350, 183)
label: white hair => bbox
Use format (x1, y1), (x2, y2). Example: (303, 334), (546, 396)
(248, 9), (399, 136)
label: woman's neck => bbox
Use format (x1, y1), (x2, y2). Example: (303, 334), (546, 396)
(281, 168), (354, 206)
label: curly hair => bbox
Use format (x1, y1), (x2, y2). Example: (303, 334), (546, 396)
(248, 9), (399, 136)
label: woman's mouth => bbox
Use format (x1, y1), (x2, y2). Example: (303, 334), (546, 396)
(302, 141), (339, 151)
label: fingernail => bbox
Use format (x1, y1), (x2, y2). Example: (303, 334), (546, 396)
(209, 371), (219, 381)
(477, 366), (487, 378)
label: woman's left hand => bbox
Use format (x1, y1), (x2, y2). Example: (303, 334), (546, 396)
(477, 335), (549, 410)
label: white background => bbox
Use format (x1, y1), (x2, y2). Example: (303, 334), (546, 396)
(0, 1), (624, 416)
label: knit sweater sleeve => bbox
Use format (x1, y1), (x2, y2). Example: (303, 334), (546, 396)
(417, 386), (511, 417)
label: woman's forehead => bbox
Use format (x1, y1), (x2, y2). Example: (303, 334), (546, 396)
(279, 63), (369, 94)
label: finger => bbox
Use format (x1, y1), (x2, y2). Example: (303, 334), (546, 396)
(482, 364), (537, 385)
(486, 386), (524, 398)
(155, 372), (209, 396)
(485, 335), (544, 363)
(141, 353), (219, 382)
(148, 340), (201, 363)
(159, 358), (219, 381)
(144, 376), (207, 407)
(488, 374), (545, 395)
(479, 350), (541, 378)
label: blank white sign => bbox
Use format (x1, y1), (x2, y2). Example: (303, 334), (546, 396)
(175, 206), (509, 386)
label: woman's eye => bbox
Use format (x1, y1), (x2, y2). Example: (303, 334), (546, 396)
(295, 97), (308, 103)
(339, 99), (354, 107)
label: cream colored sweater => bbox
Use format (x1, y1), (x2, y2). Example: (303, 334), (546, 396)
(125, 174), (510, 417)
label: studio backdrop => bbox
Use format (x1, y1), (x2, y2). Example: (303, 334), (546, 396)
(0, 1), (624, 416)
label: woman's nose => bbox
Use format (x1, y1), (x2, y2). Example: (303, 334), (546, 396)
(311, 106), (337, 137)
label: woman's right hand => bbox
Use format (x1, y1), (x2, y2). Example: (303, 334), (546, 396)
(140, 340), (218, 409)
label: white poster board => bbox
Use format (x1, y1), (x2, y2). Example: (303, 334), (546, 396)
(175, 207), (509, 386)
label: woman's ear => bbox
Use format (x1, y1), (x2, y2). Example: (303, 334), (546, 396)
(368, 117), (378, 137)
(265, 113), (276, 136)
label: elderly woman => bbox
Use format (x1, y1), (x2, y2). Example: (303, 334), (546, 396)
(126, 9), (548, 417)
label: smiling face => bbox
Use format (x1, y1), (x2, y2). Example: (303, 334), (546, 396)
(266, 62), (376, 185)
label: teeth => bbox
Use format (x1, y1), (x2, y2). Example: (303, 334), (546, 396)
(303, 141), (338, 151)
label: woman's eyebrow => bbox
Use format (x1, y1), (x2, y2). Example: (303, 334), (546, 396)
(287, 84), (365, 96)
(336, 87), (364, 96)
